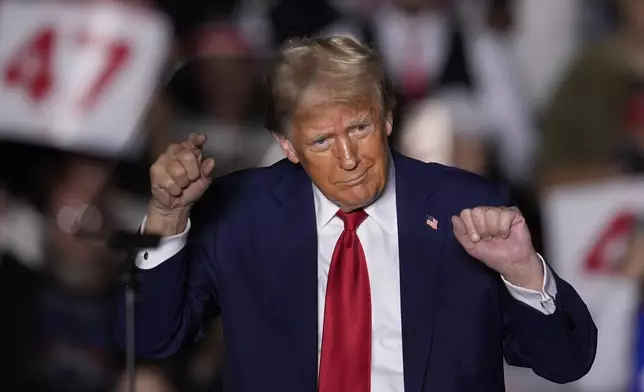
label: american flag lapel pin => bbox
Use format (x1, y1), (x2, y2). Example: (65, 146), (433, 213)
(426, 214), (438, 230)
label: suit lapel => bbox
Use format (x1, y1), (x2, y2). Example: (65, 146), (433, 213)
(265, 155), (448, 390)
(394, 153), (446, 392)
(268, 163), (319, 388)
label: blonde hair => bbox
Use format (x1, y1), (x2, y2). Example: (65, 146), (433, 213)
(264, 35), (395, 133)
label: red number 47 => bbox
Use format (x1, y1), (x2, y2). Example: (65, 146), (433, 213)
(3, 26), (132, 110)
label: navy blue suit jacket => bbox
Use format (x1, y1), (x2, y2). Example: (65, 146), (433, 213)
(116, 152), (597, 391)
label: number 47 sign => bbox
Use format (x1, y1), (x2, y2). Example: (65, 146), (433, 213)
(0, 0), (171, 156)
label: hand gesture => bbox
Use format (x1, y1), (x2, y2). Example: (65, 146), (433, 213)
(452, 206), (543, 290)
(150, 133), (215, 214)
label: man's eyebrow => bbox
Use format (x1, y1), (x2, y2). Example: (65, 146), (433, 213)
(307, 131), (333, 142)
(344, 114), (372, 127)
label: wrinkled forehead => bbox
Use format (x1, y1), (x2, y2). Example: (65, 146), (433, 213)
(288, 84), (382, 132)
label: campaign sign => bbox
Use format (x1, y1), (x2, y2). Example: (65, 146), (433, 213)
(0, 0), (171, 156)
(523, 178), (644, 391)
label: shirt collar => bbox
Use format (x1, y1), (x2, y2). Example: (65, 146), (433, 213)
(312, 158), (397, 233)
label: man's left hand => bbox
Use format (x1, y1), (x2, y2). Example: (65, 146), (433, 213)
(452, 206), (543, 290)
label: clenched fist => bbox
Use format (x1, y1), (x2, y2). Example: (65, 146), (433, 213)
(452, 206), (544, 290)
(146, 133), (215, 236)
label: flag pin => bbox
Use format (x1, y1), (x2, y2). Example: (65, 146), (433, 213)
(426, 214), (438, 230)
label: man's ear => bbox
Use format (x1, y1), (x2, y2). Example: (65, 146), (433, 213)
(385, 113), (393, 137)
(271, 132), (300, 164)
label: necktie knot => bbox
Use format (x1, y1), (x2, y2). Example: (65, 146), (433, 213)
(337, 209), (368, 231)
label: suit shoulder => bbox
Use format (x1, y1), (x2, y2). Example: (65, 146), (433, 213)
(216, 159), (289, 191)
(190, 159), (291, 227)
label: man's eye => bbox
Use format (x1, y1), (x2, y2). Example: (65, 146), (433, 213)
(356, 124), (372, 132)
(313, 138), (327, 145)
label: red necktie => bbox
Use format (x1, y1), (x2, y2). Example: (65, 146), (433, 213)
(318, 209), (371, 392)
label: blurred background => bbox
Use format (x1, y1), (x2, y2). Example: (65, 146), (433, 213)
(0, 0), (643, 391)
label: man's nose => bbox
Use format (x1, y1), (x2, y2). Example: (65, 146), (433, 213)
(335, 137), (360, 171)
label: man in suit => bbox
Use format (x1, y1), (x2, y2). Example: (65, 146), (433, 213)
(116, 35), (597, 391)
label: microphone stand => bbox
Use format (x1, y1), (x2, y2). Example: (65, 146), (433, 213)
(77, 54), (188, 392)
(102, 57), (188, 392)
(69, 44), (206, 392)
(107, 231), (161, 392)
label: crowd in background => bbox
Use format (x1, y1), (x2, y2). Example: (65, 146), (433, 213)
(0, 0), (643, 391)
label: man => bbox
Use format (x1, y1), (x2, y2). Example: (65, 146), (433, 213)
(116, 35), (596, 391)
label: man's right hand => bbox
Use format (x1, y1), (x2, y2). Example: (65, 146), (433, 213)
(146, 133), (215, 236)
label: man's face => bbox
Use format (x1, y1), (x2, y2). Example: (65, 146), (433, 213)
(275, 93), (393, 212)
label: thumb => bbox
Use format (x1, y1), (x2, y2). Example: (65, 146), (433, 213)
(451, 215), (470, 244)
(509, 208), (525, 227)
(200, 158), (215, 182)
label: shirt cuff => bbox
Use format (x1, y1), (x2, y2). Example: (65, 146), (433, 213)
(135, 215), (190, 270)
(501, 254), (558, 315)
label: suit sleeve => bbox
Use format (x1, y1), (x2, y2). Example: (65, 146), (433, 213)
(114, 182), (232, 358)
(498, 187), (598, 383)
(114, 225), (220, 358)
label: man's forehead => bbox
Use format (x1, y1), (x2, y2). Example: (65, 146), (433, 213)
(290, 104), (373, 136)
(300, 101), (372, 119)
(294, 94), (377, 124)
(299, 82), (376, 110)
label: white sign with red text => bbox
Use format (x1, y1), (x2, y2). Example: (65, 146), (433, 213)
(0, 0), (171, 156)
(505, 178), (644, 391)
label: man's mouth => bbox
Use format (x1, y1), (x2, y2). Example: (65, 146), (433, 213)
(339, 170), (368, 185)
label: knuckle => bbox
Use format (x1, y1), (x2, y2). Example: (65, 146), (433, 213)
(166, 143), (181, 156)
(180, 151), (195, 162)
(480, 206), (492, 215)
(168, 142), (182, 151)
(164, 178), (177, 189)
(150, 162), (168, 181)
(169, 163), (186, 177)
(149, 162), (162, 176)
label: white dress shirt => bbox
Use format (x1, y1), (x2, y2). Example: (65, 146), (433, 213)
(136, 168), (557, 391)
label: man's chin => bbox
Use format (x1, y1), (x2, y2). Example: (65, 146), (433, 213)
(337, 191), (381, 211)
